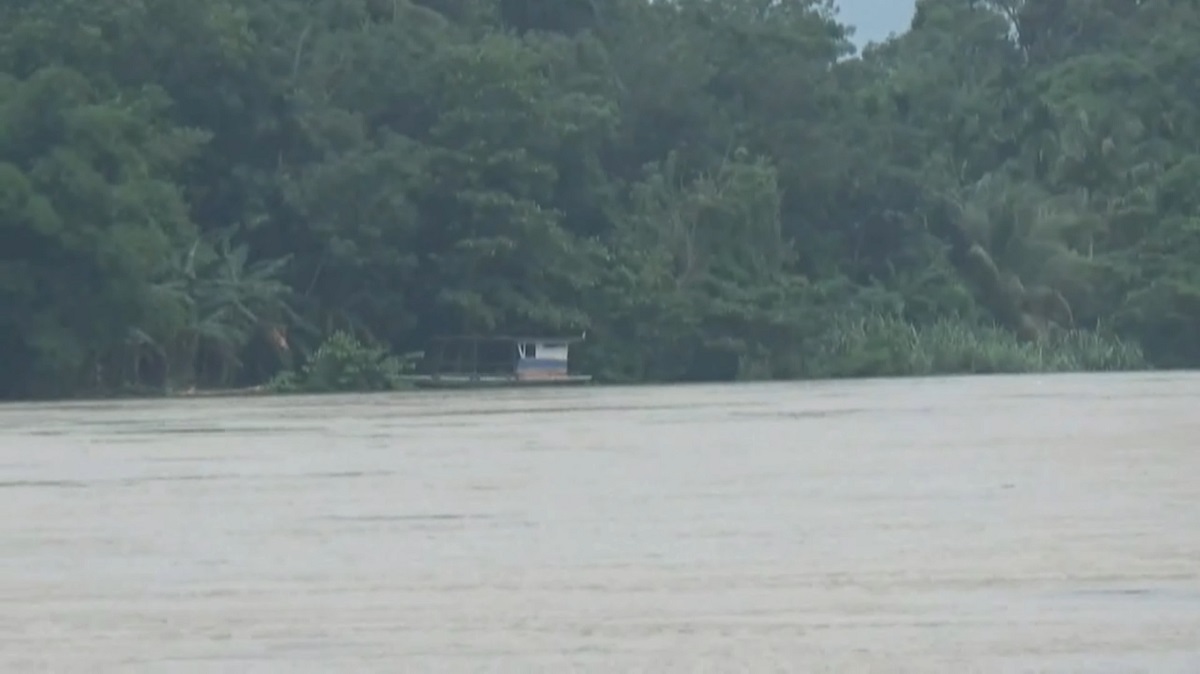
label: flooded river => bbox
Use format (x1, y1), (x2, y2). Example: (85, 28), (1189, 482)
(1, 373), (1198, 672)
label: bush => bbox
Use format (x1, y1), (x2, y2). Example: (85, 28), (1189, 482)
(268, 331), (413, 393)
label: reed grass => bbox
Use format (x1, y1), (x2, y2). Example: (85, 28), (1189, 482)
(801, 312), (1145, 379)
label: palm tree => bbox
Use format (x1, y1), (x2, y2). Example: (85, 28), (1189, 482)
(135, 226), (298, 391)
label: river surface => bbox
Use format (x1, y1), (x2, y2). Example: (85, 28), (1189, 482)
(1, 373), (1198, 672)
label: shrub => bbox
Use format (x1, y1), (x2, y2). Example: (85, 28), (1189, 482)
(268, 331), (412, 393)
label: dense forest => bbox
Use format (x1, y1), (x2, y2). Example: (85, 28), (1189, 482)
(1, 0), (1197, 399)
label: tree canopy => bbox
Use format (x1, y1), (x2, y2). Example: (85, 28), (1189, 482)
(1, 0), (1193, 398)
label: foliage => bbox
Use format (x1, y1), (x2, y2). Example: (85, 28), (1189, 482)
(268, 331), (413, 393)
(803, 310), (1145, 379)
(3, 0), (1196, 399)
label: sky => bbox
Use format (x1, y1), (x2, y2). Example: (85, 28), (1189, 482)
(833, 0), (917, 47)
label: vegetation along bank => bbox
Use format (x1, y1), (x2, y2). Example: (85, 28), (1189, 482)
(2, 0), (1194, 398)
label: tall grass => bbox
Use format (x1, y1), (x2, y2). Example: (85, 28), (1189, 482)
(800, 312), (1146, 379)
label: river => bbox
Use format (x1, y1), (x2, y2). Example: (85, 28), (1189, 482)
(1, 373), (1198, 672)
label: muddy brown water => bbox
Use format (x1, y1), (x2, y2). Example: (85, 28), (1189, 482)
(1, 373), (1198, 672)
